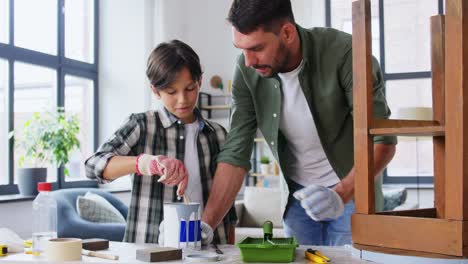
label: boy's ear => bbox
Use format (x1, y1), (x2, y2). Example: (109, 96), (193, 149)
(150, 85), (161, 99)
(197, 79), (202, 90)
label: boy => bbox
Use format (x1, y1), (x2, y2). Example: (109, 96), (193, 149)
(85, 40), (237, 245)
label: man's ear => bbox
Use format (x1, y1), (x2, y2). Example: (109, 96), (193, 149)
(150, 85), (161, 99)
(281, 22), (297, 45)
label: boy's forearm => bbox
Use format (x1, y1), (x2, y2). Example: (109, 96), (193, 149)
(202, 162), (246, 228)
(103, 156), (138, 180)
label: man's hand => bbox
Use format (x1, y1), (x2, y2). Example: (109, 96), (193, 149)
(136, 154), (188, 195)
(200, 221), (214, 245)
(293, 185), (345, 222)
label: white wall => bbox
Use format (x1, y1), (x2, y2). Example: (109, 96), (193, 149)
(98, 0), (155, 143)
(293, 0), (326, 28)
(155, 0), (238, 100)
(156, 0), (326, 96)
(0, 200), (33, 239)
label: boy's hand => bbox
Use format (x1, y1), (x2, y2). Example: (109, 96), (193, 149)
(137, 154), (189, 195)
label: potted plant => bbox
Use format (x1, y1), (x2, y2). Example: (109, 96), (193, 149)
(9, 108), (80, 196)
(260, 156), (271, 175)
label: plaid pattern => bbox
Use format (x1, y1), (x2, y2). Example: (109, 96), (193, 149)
(85, 106), (237, 244)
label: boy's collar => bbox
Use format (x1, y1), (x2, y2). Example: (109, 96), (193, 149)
(157, 105), (207, 130)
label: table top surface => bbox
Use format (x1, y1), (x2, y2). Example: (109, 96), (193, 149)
(0, 242), (370, 263)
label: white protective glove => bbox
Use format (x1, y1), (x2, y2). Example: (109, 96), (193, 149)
(157, 220), (167, 246)
(158, 221), (165, 246)
(136, 154), (188, 195)
(200, 221), (214, 245)
(157, 220), (214, 246)
(293, 185), (345, 222)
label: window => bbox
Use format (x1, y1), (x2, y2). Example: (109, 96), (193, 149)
(0, 59), (7, 185)
(13, 62), (57, 183)
(330, 0), (381, 62)
(0, 0), (8, 44)
(385, 79), (434, 182)
(65, 0), (94, 63)
(384, 1), (437, 73)
(64, 75), (95, 182)
(14, 0), (57, 55)
(0, 0), (99, 195)
(327, 0), (443, 185)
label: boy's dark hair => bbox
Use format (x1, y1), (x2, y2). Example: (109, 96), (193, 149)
(227, 0), (295, 34)
(146, 40), (202, 90)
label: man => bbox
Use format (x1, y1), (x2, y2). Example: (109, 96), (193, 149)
(202, 0), (396, 245)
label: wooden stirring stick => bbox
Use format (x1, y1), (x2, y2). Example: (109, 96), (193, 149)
(183, 195), (190, 204)
(82, 249), (119, 260)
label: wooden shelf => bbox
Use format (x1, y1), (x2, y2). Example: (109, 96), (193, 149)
(370, 119), (445, 136)
(200, 105), (231, 110)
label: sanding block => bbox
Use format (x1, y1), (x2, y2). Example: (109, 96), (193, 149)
(82, 239), (109, 251)
(136, 247), (182, 262)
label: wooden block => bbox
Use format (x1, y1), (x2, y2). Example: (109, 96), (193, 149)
(352, 214), (465, 256)
(376, 208), (437, 218)
(136, 247), (182, 262)
(82, 239), (109, 251)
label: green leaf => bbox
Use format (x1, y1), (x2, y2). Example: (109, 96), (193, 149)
(12, 109), (81, 175)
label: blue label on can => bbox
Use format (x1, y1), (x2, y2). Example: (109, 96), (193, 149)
(180, 220), (201, 242)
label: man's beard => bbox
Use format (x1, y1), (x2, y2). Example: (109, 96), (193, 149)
(252, 43), (290, 77)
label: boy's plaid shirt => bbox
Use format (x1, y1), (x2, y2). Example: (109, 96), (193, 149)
(85, 106), (237, 244)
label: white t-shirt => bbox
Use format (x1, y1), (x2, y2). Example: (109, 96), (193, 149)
(278, 61), (340, 187)
(183, 121), (204, 214)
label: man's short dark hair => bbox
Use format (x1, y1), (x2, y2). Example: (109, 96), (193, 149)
(227, 0), (295, 34)
(146, 40), (202, 90)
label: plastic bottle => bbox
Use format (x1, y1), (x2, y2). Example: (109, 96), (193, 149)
(32, 182), (57, 255)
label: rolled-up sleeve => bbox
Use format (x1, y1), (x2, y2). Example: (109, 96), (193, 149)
(339, 49), (397, 145)
(217, 62), (257, 171)
(85, 114), (141, 183)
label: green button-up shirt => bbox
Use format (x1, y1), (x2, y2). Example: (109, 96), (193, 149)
(218, 25), (397, 213)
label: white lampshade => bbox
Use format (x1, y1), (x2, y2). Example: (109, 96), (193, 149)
(396, 107), (433, 120)
(396, 107), (434, 142)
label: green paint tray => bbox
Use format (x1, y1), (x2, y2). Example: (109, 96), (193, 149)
(236, 237), (299, 263)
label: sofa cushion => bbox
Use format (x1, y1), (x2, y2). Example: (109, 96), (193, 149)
(242, 187), (282, 228)
(382, 187), (407, 211)
(77, 192), (126, 223)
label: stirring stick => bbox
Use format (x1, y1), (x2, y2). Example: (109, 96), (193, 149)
(82, 249), (119, 260)
(183, 195), (190, 204)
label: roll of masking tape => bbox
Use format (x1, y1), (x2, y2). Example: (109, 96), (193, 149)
(45, 238), (82, 261)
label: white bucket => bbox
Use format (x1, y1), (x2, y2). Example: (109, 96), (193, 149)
(163, 202), (201, 249)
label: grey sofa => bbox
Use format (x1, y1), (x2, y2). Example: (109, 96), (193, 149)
(51, 188), (128, 241)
